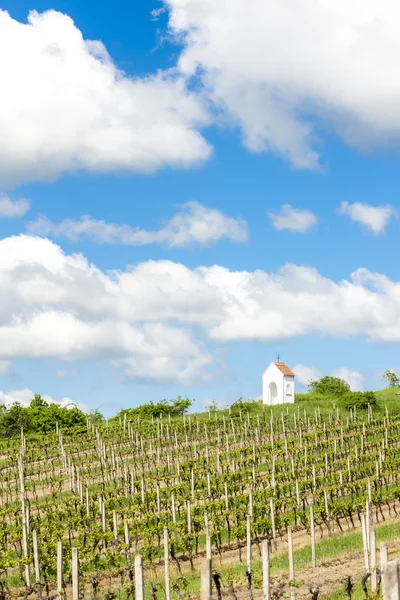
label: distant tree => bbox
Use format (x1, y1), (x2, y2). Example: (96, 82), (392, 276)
(205, 400), (219, 412)
(0, 393), (87, 437)
(89, 408), (105, 423)
(117, 396), (193, 420)
(383, 370), (400, 387)
(308, 376), (350, 396)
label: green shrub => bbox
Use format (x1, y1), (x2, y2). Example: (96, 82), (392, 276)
(339, 391), (377, 410)
(308, 376), (350, 396)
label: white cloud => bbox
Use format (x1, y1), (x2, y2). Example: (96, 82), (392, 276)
(164, 0), (400, 168)
(268, 204), (317, 232)
(0, 9), (211, 188)
(332, 367), (364, 391)
(292, 363), (322, 387)
(338, 201), (395, 234)
(0, 194), (30, 218)
(0, 387), (88, 412)
(294, 363), (364, 391)
(1, 235), (400, 385)
(27, 201), (248, 247)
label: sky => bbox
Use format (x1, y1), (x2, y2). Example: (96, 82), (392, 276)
(0, 0), (400, 415)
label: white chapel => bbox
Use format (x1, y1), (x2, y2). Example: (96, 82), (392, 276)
(262, 361), (295, 406)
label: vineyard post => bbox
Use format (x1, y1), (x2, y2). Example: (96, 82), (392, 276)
(72, 548), (79, 600)
(32, 529), (40, 594)
(113, 510), (118, 547)
(187, 501), (192, 535)
(57, 541), (63, 600)
(224, 483), (229, 511)
(288, 527), (296, 600)
(134, 554), (144, 600)
(262, 539), (270, 600)
(246, 514), (252, 575)
(101, 496), (106, 533)
(200, 559), (212, 600)
(205, 513), (212, 559)
(361, 514), (370, 573)
(124, 515), (131, 563)
(85, 487), (90, 517)
(18, 458), (30, 587)
(164, 527), (171, 600)
(323, 488), (331, 536)
(381, 561), (400, 600)
(171, 492), (177, 524)
(380, 543), (388, 570)
(310, 505), (316, 568)
(269, 498), (277, 550)
(370, 528), (377, 592)
(157, 485), (161, 515)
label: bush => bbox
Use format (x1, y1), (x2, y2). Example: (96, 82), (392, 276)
(117, 396), (193, 420)
(339, 391), (377, 410)
(308, 376), (350, 396)
(229, 398), (262, 414)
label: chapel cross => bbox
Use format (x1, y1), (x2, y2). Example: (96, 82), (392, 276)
(276, 353), (281, 362)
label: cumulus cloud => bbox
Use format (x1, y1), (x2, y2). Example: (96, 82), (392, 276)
(332, 367), (364, 391)
(292, 363), (322, 387)
(1, 235), (400, 385)
(164, 0), (400, 168)
(0, 9), (211, 188)
(0, 387), (88, 411)
(27, 201), (248, 247)
(338, 201), (395, 234)
(268, 204), (317, 232)
(0, 194), (30, 218)
(294, 363), (364, 391)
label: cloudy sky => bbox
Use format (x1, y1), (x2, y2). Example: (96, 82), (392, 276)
(0, 0), (399, 413)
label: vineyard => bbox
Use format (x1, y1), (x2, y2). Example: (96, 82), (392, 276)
(1, 394), (400, 599)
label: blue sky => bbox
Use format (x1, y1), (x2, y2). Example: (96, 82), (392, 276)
(0, 0), (399, 414)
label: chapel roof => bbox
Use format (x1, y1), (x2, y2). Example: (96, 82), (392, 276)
(273, 362), (295, 377)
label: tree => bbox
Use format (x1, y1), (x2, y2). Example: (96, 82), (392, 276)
(382, 370), (400, 387)
(308, 376), (350, 396)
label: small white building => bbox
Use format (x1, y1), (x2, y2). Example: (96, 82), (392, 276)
(262, 362), (295, 406)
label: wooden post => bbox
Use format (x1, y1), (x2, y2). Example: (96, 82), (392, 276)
(57, 541), (63, 600)
(164, 527), (171, 600)
(262, 539), (270, 600)
(113, 510), (118, 542)
(33, 530), (40, 586)
(19, 460), (30, 587)
(310, 505), (316, 568)
(246, 514), (252, 574)
(187, 500), (192, 535)
(361, 514), (370, 573)
(124, 516), (131, 563)
(288, 527), (296, 600)
(370, 529), (377, 592)
(200, 559), (212, 600)
(382, 561), (400, 600)
(171, 492), (176, 524)
(72, 548), (79, 600)
(269, 498), (277, 550)
(86, 487), (90, 517)
(380, 542), (389, 571)
(135, 555), (144, 600)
